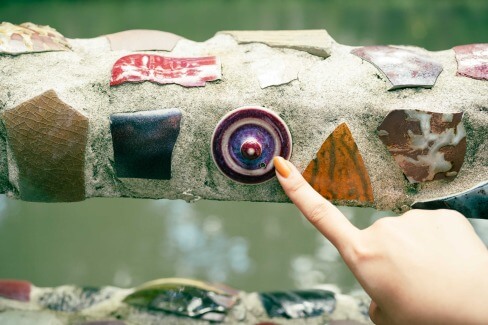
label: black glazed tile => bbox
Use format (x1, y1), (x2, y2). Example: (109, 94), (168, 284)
(412, 182), (487, 219)
(110, 109), (181, 180)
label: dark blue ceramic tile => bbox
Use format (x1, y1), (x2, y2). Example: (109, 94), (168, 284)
(412, 182), (487, 219)
(259, 289), (336, 319)
(110, 109), (181, 180)
(351, 46), (443, 90)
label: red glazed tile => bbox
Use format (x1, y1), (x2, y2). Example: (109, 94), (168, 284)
(351, 46), (443, 90)
(302, 123), (374, 205)
(0, 22), (70, 54)
(453, 44), (488, 80)
(106, 30), (184, 51)
(377, 110), (466, 183)
(0, 279), (31, 302)
(110, 54), (221, 87)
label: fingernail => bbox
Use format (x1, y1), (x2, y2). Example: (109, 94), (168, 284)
(273, 156), (291, 178)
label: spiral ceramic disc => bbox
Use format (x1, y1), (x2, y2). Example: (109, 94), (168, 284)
(212, 106), (292, 184)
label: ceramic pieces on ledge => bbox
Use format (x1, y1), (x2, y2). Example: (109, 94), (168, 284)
(0, 22), (71, 55)
(0, 280), (31, 302)
(412, 181), (487, 219)
(110, 54), (222, 87)
(2, 90), (88, 202)
(110, 109), (182, 180)
(302, 123), (374, 205)
(259, 289), (336, 319)
(220, 30), (333, 58)
(211, 106), (292, 184)
(377, 110), (466, 183)
(105, 29), (184, 52)
(453, 44), (488, 81)
(123, 278), (239, 322)
(351, 46), (443, 90)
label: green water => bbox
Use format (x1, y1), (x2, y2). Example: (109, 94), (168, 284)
(0, 0), (487, 293)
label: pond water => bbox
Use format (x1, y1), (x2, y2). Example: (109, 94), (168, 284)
(0, 0), (487, 293)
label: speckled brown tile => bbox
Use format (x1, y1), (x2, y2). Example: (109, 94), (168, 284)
(110, 109), (181, 180)
(453, 44), (488, 80)
(106, 29), (184, 51)
(351, 46), (443, 90)
(0, 280), (31, 302)
(302, 123), (374, 205)
(377, 110), (466, 183)
(2, 90), (88, 202)
(0, 22), (71, 54)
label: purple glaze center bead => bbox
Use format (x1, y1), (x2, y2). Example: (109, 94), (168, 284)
(241, 138), (262, 160)
(211, 106), (292, 184)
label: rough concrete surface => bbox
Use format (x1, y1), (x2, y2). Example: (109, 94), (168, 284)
(0, 31), (486, 212)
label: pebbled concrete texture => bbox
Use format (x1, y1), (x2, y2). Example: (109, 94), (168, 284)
(0, 31), (486, 212)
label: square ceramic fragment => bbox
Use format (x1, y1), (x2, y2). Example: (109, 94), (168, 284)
(105, 30), (183, 51)
(110, 109), (182, 180)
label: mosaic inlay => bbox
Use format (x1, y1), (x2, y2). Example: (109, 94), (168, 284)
(0, 22), (70, 54)
(0, 280), (31, 302)
(302, 123), (374, 204)
(211, 106), (292, 184)
(453, 44), (488, 80)
(377, 110), (466, 183)
(110, 109), (181, 180)
(110, 54), (221, 87)
(106, 30), (183, 52)
(221, 30), (332, 57)
(351, 46), (443, 90)
(259, 289), (336, 319)
(123, 278), (238, 322)
(2, 90), (88, 202)
(412, 181), (487, 219)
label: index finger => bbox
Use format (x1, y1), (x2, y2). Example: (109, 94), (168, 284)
(273, 157), (360, 253)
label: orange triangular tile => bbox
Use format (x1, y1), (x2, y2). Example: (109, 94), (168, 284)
(302, 123), (374, 204)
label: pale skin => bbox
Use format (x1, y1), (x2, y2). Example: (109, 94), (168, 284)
(273, 156), (488, 325)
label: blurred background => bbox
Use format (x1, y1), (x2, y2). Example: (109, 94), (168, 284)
(0, 0), (487, 294)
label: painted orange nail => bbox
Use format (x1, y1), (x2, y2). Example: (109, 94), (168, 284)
(273, 156), (291, 178)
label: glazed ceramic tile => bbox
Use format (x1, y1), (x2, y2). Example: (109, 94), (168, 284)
(123, 278), (238, 322)
(0, 22), (70, 54)
(259, 289), (336, 319)
(412, 181), (487, 219)
(453, 44), (488, 80)
(2, 90), (88, 202)
(351, 46), (443, 90)
(377, 110), (466, 183)
(248, 48), (300, 88)
(302, 123), (374, 204)
(110, 54), (221, 87)
(211, 106), (292, 184)
(106, 30), (183, 51)
(221, 30), (332, 57)
(0, 280), (31, 302)
(110, 109), (181, 180)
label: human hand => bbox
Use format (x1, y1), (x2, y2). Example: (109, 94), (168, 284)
(273, 156), (488, 325)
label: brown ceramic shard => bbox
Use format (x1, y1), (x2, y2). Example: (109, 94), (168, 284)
(105, 30), (184, 51)
(377, 110), (466, 183)
(0, 22), (71, 54)
(453, 44), (488, 81)
(2, 90), (88, 202)
(351, 46), (443, 90)
(220, 30), (332, 58)
(302, 123), (374, 205)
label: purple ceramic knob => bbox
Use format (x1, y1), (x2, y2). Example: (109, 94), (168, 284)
(211, 106), (292, 184)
